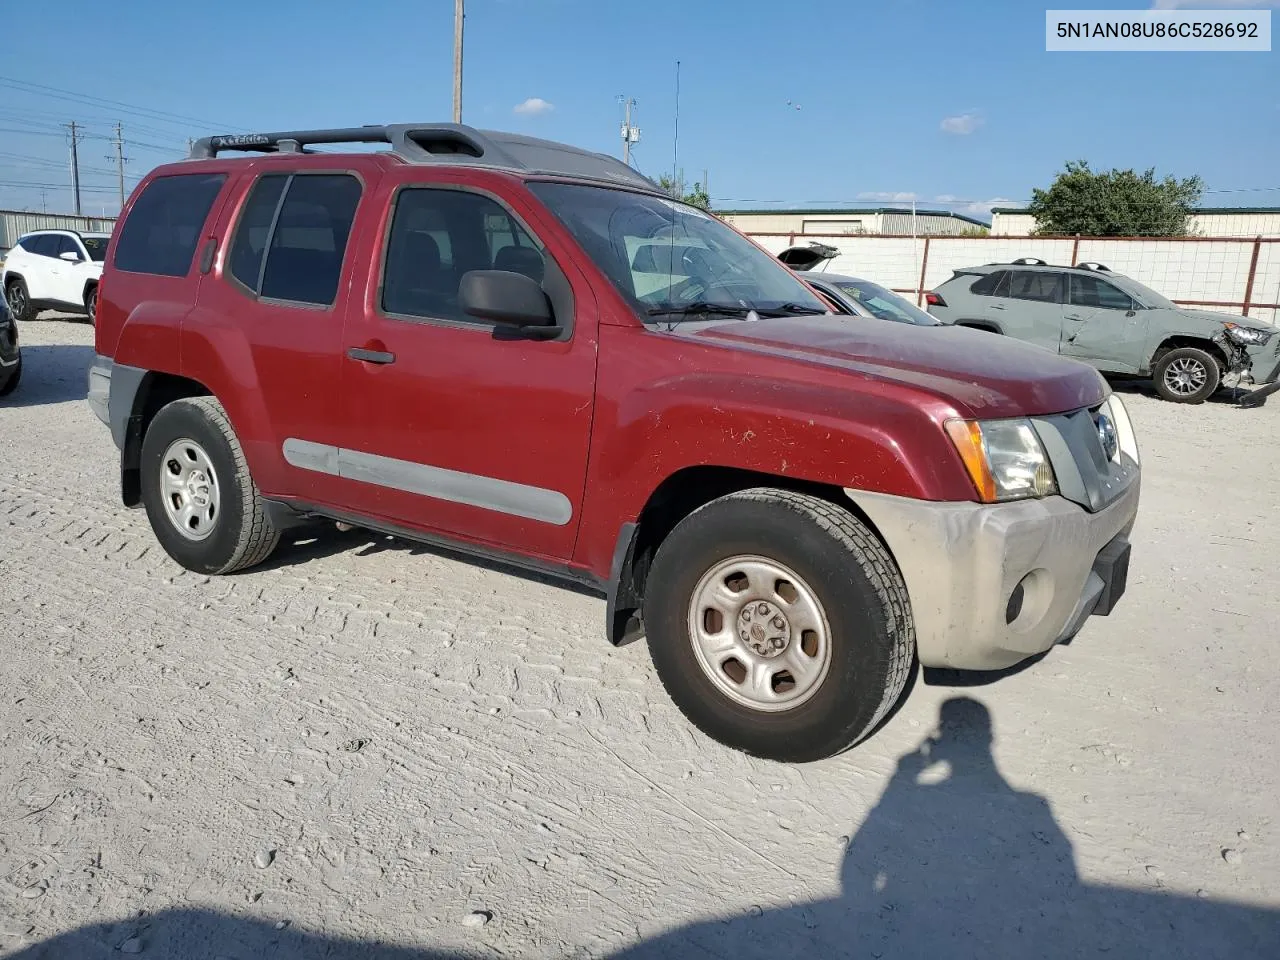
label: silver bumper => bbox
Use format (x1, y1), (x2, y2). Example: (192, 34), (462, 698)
(845, 479), (1140, 671)
(87, 354), (112, 427)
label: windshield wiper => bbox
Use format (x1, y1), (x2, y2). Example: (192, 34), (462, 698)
(646, 302), (754, 321)
(753, 302), (827, 318)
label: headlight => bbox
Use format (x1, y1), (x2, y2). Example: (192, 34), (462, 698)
(944, 418), (1057, 503)
(1224, 323), (1274, 347)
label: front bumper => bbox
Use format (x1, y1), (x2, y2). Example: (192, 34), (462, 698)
(845, 478), (1140, 671)
(1244, 338), (1280, 386)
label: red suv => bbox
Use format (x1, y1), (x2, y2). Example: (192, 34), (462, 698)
(88, 124), (1140, 762)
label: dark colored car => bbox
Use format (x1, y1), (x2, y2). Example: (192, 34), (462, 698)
(0, 292), (19, 396)
(87, 123), (1140, 762)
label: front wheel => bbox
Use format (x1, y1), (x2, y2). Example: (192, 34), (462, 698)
(85, 286), (98, 325)
(1153, 346), (1220, 404)
(644, 489), (915, 762)
(139, 396), (280, 574)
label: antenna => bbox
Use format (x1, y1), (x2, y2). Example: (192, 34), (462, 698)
(671, 60), (681, 194)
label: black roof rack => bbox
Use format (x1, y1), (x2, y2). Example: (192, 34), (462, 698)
(1010, 257), (1048, 265)
(188, 123), (660, 193)
(1075, 261), (1111, 272)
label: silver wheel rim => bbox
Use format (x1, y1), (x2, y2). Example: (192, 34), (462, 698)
(87, 291), (97, 322)
(687, 555), (833, 712)
(8, 285), (24, 316)
(159, 438), (220, 541)
(1164, 357), (1208, 396)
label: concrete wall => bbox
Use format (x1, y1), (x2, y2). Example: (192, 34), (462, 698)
(990, 209), (1280, 239)
(747, 232), (1280, 324)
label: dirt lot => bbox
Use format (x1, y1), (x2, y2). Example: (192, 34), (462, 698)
(1, 317), (1278, 959)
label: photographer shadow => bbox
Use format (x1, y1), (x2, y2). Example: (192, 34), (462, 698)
(613, 696), (1279, 960)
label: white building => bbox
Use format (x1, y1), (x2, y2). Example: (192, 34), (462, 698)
(990, 206), (1280, 239)
(718, 207), (989, 237)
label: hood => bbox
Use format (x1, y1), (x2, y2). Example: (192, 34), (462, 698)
(1175, 307), (1274, 331)
(673, 314), (1106, 419)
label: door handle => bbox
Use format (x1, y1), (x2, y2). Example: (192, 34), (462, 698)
(346, 347), (396, 364)
(991, 303), (1005, 310)
(1065, 313), (1085, 321)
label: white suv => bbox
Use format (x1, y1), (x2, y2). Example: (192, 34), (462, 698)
(2, 230), (110, 324)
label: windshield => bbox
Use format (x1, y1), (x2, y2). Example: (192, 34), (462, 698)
(1111, 274), (1173, 309)
(831, 278), (940, 325)
(527, 181), (829, 320)
(81, 236), (109, 262)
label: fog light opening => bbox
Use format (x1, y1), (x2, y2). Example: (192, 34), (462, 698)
(1006, 580), (1026, 625)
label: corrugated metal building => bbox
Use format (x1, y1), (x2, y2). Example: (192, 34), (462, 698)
(990, 206), (1280, 239)
(0, 210), (117, 256)
(718, 207), (989, 237)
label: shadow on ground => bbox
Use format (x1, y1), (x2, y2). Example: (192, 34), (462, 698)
(1105, 375), (1257, 407)
(7, 698), (1278, 960)
(0, 344), (94, 408)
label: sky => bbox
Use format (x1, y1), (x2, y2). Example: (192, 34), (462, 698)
(1, 0), (1277, 221)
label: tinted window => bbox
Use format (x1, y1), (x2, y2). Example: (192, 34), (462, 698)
(258, 174), (362, 305)
(1008, 270), (1064, 304)
(23, 235), (55, 257)
(1069, 274), (1136, 311)
(228, 175), (288, 292)
(382, 189), (543, 323)
(113, 173), (226, 277)
(81, 236), (109, 262)
(969, 270), (1006, 296)
(55, 235), (82, 259)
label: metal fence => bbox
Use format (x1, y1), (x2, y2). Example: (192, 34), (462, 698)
(0, 210), (118, 255)
(748, 232), (1280, 324)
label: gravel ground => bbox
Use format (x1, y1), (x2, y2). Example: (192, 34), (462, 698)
(1, 317), (1278, 959)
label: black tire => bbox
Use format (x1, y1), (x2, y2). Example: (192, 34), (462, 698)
(140, 396), (280, 574)
(85, 285), (98, 325)
(6, 277), (34, 322)
(644, 488), (915, 763)
(1153, 346), (1220, 404)
(0, 355), (20, 397)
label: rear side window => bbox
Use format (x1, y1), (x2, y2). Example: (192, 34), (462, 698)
(969, 270), (1007, 296)
(23, 235), (55, 257)
(113, 173), (226, 277)
(1008, 270), (1064, 304)
(227, 173), (362, 307)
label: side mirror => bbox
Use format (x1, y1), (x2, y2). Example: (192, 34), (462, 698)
(460, 270), (557, 334)
(59, 250), (82, 262)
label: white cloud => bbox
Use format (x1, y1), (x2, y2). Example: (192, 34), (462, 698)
(934, 194), (958, 203)
(959, 197), (1014, 217)
(857, 191), (919, 202)
(940, 113), (983, 135)
(1152, 1), (1276, 8)
(513, 97), (554, 116)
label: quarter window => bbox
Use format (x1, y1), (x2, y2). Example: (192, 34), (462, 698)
(969, 270), (1007, 296)
(1069, 274), (1136, 312)
(113, 173), (227, 277)
(382, 189), (545, 324)
(1008, 270), (1064, 304)
(226, 173), (362, 306)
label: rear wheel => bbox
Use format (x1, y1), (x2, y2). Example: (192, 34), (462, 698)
(1153, 346), (1219, 404)
(140, 396), (280, 574)
(644, 488), (915, 762)
(6, 278), (33, 322)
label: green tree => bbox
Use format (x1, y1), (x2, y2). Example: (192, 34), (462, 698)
(1027, 160), (1203, 237)
(657, 174), (711, 210)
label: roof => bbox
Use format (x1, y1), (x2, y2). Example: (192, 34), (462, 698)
(991, 206), (1280, 216)
(718, 207), (990, 226)
(17, 228), (110, 238)
(187, 123), (660, 194)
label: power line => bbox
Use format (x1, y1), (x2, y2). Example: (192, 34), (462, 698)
(0, 76), (243, 133)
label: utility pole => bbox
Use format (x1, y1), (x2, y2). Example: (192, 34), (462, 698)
(108, 122), (128, 210)
(618, 96), (639, 165)
(452, 0), (464, 123)
(67, 121), (83, 216)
